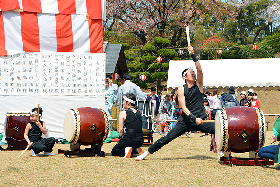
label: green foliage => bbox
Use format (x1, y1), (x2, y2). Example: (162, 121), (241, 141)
(173, 57), (181, 60)
(161, 63), (169, 70)
(124, 48), (141, 61)
(239, 45), (275, 59)
(141, 54), (157, 63)
(260, 33), (280, 54)
(152, 37), (170, 47)
(121, 43), (133, 50)
(158, 49), (178, 58)
(143, 43), (156, 51)
(151, 72), (168, 79)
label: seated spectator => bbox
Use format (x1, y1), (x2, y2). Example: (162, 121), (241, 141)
(251, 92), (260, 108)
(220, 86), (239, 109)
(258, 116), (280, 163)
(239, 91), (249, 106)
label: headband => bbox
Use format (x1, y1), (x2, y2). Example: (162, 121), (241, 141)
(30, 111), (42, 116)
(123, 96), (136, 104)
(182, 67), (193, 77)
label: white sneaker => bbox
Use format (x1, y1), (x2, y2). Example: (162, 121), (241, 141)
(123, 147), (133, 158)
(135, 151), (149, 161)
(218, 151), (224, 160)
(44, 152), (55, 156)
(31, 149), (37, 157)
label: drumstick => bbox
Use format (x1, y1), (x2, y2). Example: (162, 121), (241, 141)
(186, 26), (191, 54)
(18, 145), (30, 158)
(202, 120), (215, 123)
(37, 104), (40, 121)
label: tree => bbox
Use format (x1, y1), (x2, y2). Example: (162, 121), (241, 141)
(223, 0), (277, 45)
(260, 32), (280, 54)
(239, 45), (274, 58)
(126, 37), (179, 94)
(105, 0), (238, 46)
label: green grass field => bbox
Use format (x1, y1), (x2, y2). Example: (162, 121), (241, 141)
(0, 131), (279, 186)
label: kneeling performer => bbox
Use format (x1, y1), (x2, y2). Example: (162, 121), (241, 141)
(111, 93), (144, 158)
(24, 107), (56, 157)
(136, 46), (215, 161)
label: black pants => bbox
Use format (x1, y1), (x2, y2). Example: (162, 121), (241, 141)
(148, 115), (215, 154)
(111, 134), (143, 157)
(31, 137), (56, 154)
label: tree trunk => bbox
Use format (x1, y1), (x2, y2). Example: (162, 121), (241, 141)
(238, 9), (247, 45)
(133, 30), (147, 44)
(157, 79), (162, 96)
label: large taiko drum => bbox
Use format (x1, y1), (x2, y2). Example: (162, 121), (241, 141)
(63, 107), (109, 145)
(5, 111), (30, 140)
(215, 106), (266, 153)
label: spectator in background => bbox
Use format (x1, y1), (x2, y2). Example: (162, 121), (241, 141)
(207, 89), (221, 120)
(258, 116), (280, 163)
(158, 94), (172, 117)
(116, 73), (151, 110)
(239, 90), (249, 106)
(204, 97), (210, 119)
(251, 92), (260, 108)
(116, 73), (152, 129)
(146, 86), (160, 117)
(105, 79), (115, 119)
(220, 86), (239, 109)
(247, 89), (254, 107)
(106, 75), (118, 102)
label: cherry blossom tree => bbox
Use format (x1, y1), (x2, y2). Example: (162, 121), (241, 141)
(105, 0), (238, 46)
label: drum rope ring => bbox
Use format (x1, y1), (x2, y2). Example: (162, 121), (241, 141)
(70, 107), (81, 144)
(99, 108), (109, 142)
(221, 109), (229, 152)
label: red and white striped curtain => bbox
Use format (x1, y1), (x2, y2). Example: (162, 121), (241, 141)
(0, 0), (105, 20)
(0, 0), (105, 56)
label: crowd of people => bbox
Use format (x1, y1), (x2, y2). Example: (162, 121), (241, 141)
(105, 70), (262, 136)
(202, 87), (261, 120)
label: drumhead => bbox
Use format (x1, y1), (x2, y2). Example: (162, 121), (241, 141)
(215, 109), (228, 151)
(63, 108), (80, 143)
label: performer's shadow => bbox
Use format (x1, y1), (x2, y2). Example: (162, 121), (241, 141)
(153, 155), (216, 160)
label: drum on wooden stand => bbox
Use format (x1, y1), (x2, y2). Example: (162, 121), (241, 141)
(63, 107), (109, 146)
(215, 106), (265, 153)
(4, 111), (30, 150)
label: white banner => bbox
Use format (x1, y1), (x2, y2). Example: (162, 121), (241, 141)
(0, 52), (105, 95)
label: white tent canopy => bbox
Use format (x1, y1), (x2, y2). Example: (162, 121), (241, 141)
(167, 58), (280, 88)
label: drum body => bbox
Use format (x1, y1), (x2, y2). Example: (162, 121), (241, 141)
(63, 107), (109, 145)
(4, 111), (30, 140)
(215, 106), (265, 153)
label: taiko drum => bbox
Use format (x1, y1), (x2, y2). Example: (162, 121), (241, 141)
(63, 107), (109, 145)
(4, 111), (30, 140)
(215, 106), (265, 153)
